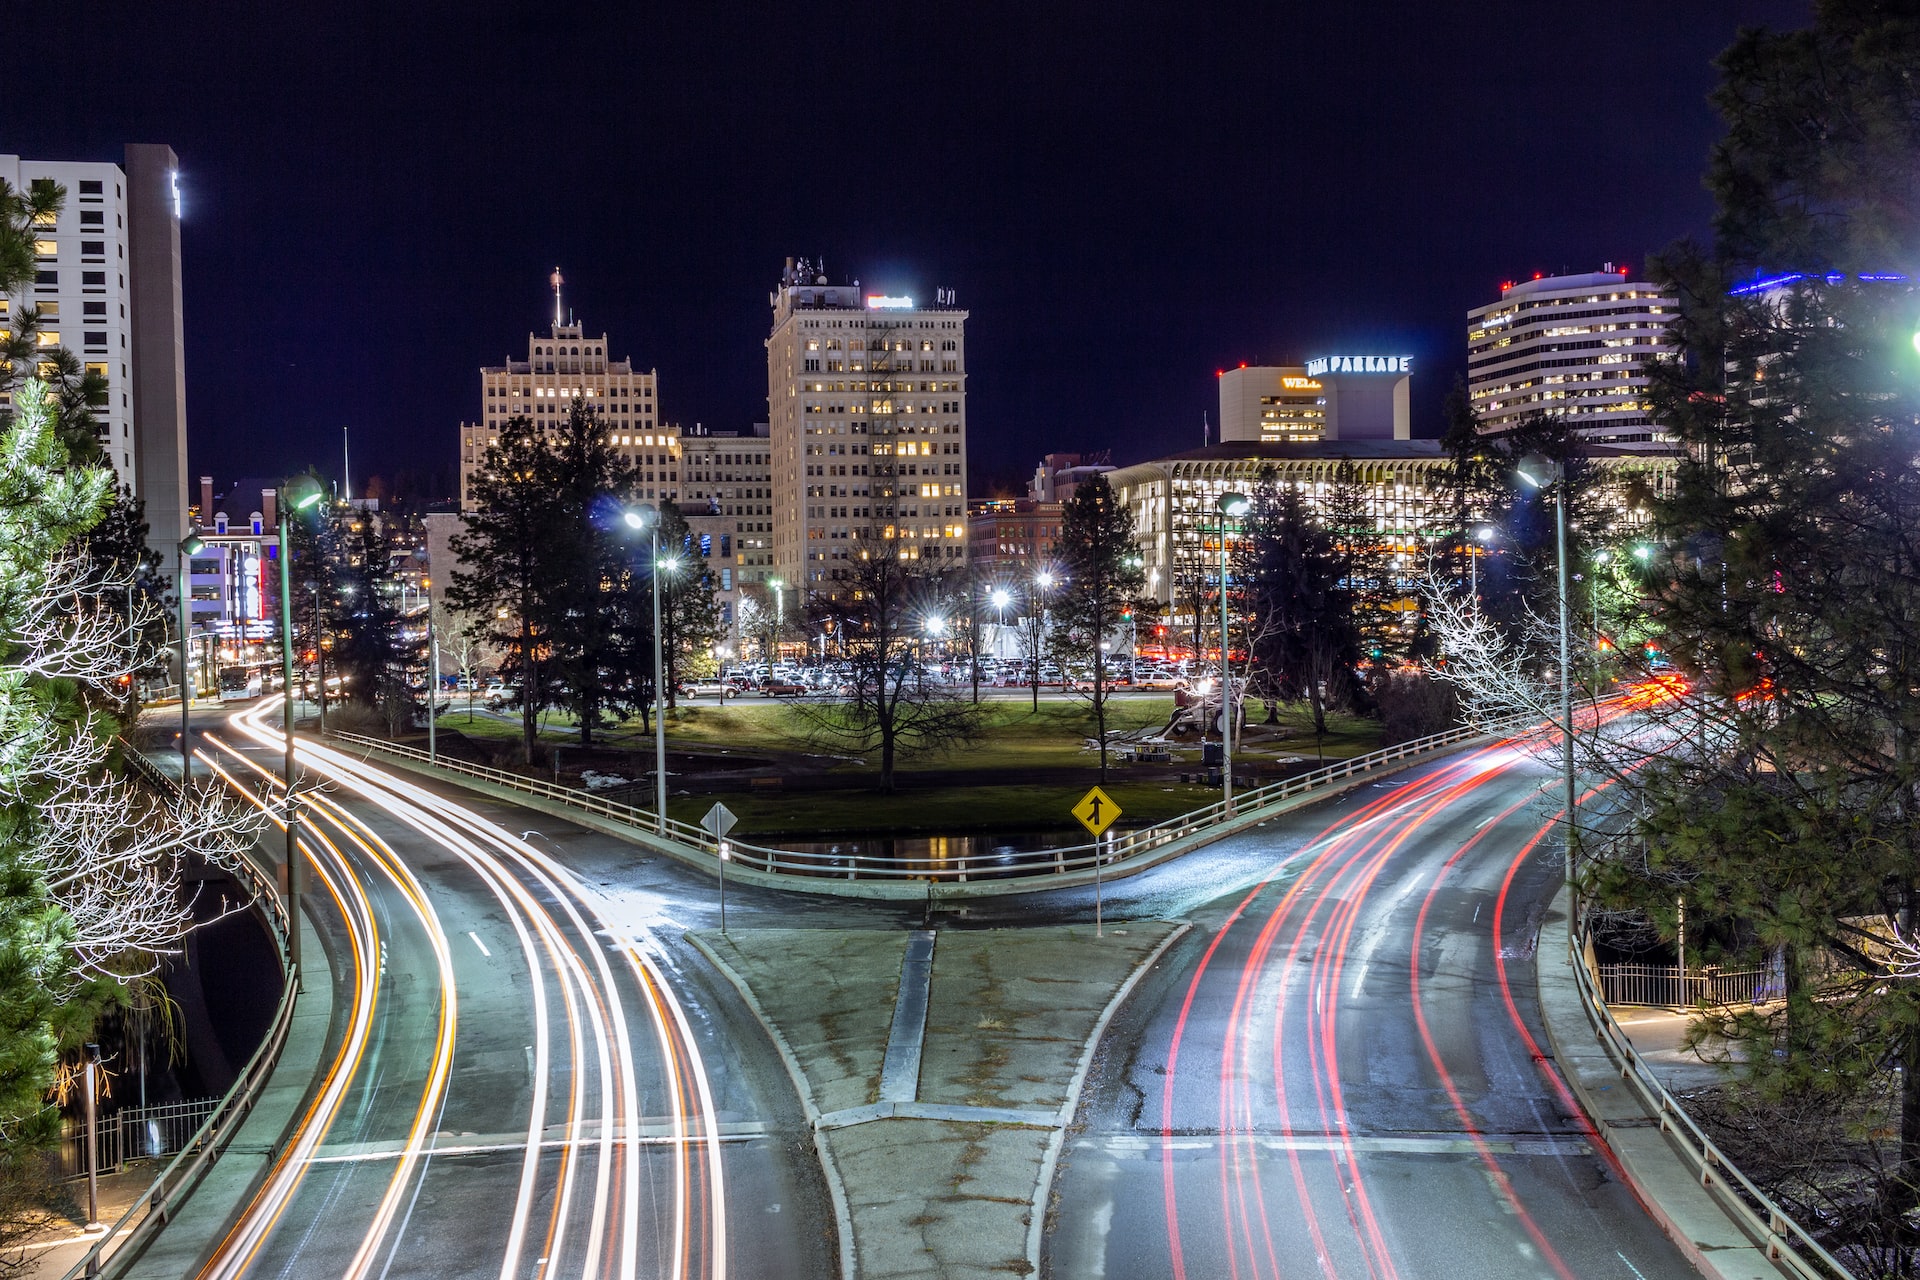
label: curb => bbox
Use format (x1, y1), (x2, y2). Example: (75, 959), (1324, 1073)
(684, 933), (859, 1280)
(1025, 921), (1191, 1275)
(1533, 885), (1794, 1280)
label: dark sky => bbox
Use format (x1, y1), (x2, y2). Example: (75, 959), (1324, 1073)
(21, 1), (1808, 500)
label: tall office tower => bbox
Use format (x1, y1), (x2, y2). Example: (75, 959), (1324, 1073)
(766, 258), (968, 596)
(1466, 267), (1677, 443)
(0, 145), (191, 571)
(460, 280), (671, 512)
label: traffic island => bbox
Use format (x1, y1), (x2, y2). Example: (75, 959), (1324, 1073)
(688, 922), (1188, 1280)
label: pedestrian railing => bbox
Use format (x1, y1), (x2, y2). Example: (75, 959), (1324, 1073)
(1598, 961), (1783, 1009)
(325, 711), (1542, 885)
(59, 1098), (222, 1180)
(58, 748), (303, 1280)
(1569, 917), (1853, 1279)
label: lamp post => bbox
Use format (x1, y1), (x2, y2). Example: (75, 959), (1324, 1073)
(1031, 570), (1056, 711)
(1125, 555), (1144, 682)
(176, 530), (205, 780)
(277, 477), (326, 986)
(307, 583), (327, 733)
(427, 600), (440, 765)
(770, 576), (785, 663)
(624, 508), (669, 834)
(1516, 453), (1576, 886)
(1218, 493), (1250, 813)
(1471, 524), (1495, 608)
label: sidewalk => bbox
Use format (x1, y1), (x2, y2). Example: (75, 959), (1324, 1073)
(689, 921), (1188, 1280)
(1534, 889), (1789, 1280)
(19, 909), (338, 1280)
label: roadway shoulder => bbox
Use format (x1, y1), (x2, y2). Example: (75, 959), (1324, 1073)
(117, 907), (340, 1279)
(1534, 888), (1786, 1280)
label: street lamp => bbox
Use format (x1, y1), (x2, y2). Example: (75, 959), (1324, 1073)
(1515, 452), (1576, 885)
(175, 529), (206, 780)
(769, 576), (785, 659)
(623, 507), (669, 834)
(1471, 524), (1496, 606)
(1218, 493), (1250, 813)
(1031, 570), (1057, 711)
(277, 475), (326, 986)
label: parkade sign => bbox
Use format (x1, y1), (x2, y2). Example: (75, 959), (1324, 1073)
(1305, 355), (1412, 376)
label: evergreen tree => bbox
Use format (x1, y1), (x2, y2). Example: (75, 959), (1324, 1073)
(653, 503), (724, 710)
(448, 417), (565, 764)
(1050, 476), (1146, 781)
(330, 512), (409, 717)
(1243, 475), (1361, 745)
(1588, 2), (1920, 1248)
(544, 402), (638, 746)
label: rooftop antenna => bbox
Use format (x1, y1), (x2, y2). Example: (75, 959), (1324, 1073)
(342, 426), (351, 500)
(1203, 410), (1211, 448)
(550, 266), (564, 329)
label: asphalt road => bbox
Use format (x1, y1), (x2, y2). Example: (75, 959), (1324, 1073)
(189, 701), (833, 1280)
(1022, 741), (1700, 1280)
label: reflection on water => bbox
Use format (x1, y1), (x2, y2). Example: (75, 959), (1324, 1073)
(763, 830), (1095, 880)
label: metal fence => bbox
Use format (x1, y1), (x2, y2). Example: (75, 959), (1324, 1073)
(59, 1098), (222, 1179)
(1598, 962), (1783, 1009)
(327, 711), (1540, 886)
(60, 748), (303, 1280)
(1570, 917), (1853, 1279)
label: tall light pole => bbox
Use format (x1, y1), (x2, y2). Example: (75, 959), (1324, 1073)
(770, 577), (785, 663)
(307, 583), (327, 733)
(1218, 493), (1250, 814)
(1516, 453), (1576, 886)
(175, 530), (205, 780)
(624, 508), (669, 834)
(426, 597), (440, 765)
(1471, 524), (1495, 608)
(277, 476), (326, 986)
(1032, 570), (1056, 711)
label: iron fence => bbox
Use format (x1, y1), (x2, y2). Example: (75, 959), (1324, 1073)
(326, 711), (1541, 886)
(59, 1098), (222, 1179)
(1598, 962), (1783, 1008)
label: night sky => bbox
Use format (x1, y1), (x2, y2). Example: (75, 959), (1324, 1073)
(19, 1), (1808, 501)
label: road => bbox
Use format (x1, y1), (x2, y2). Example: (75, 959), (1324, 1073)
(1021, 739), (1699, 1280)
(188, 700), (832, 1279)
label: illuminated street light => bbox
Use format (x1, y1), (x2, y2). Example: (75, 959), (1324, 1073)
(276, 473), (326, 987)
(622, 505), (668, 833)
(1515, 452), (1576, 885)
(1218, 492), (1250, 812)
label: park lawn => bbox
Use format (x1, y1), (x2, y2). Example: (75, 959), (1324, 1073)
(434, 697), (1385, 772)
(664, 777), (1234, 837)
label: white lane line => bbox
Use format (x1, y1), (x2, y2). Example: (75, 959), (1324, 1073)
(1617, 1252), (1649, 1280)
(469, 930), (492, 957)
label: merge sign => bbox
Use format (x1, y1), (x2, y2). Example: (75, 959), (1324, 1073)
(1072, 786), (1121, 838)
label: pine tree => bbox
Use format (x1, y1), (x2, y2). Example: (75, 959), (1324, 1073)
(1243, 475), (1360, 745)
(652, 503), (724, 711)
(1050, 476), (1147, 781)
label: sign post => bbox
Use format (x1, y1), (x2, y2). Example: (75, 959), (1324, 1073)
(1072, 787), (1122, 939)
(702, 802), (739, 933)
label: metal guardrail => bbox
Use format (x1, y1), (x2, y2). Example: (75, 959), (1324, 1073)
(1569, 918), (1853, 1279)
(58, 748), (302, 1280)
(1598, 962), (1783, 1009)
(327, 711), (1540, 884)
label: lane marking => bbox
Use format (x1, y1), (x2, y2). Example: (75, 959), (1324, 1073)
(468, 930), (492, 957)
(1617, 1251), (1649, 1280)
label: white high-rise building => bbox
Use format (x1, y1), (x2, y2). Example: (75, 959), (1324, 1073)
(1466, 268), (1677, 443)
(460, 282), (671, 512)
(1, 146), (191, 571)
(766, 259), (969, 595)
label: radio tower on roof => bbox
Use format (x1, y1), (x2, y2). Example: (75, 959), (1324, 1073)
(550, 266), (564, 328)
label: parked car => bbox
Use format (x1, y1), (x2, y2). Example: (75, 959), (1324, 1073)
(761, 680), (809, 697)
(679, 679), (739, 699)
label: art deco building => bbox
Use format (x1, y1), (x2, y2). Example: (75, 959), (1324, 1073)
(765, 259), (968, 594)
(460, 281), (673, 511)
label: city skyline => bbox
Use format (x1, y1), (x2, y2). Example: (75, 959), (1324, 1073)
(16, 1), (1806, 498)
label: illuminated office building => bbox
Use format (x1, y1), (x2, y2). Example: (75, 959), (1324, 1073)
(766, 258), (969, 594)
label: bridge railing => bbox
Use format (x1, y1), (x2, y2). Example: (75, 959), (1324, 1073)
(1569, 917), (1854, 1279)
(325, 711), (1541, 884)
(58, 748), (302, 1280)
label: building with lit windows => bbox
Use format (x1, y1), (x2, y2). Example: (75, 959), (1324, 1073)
(1, 146), (192, 580)
(677, 423), (774, 642)
(1029, 451), (1114, 502)
(765, 258), (969, 594)
(1218, 358), (1413, 445)
(967, 498), (1065, 575)
(1467, 267), (1677, 443)
(1106, 440), (1675, 624)
(459, 282), (672, 511)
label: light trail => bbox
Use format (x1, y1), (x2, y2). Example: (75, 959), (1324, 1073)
(201, 701), (727, 1279)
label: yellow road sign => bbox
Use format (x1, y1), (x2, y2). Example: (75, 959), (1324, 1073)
(1072, 786), (1122, 838)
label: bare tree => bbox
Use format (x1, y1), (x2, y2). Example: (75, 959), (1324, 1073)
(793, 544), (983, 793)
